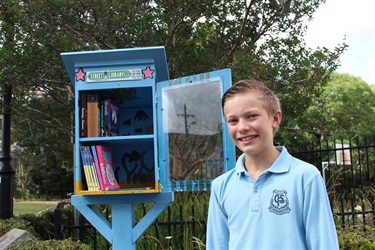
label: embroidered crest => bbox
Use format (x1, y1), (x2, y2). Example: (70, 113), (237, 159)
(269, 189), (291, 215)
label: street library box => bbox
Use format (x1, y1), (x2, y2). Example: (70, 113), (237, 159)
(61, 46), (235, 195)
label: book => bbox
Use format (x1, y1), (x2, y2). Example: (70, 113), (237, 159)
(79, 145), (102, 191)
(84, 147), (100, 191)
(99, 100), (105, 137)
(91, 145), (104, 190)
(110, 101), (120, 136)
(103, 99), (120, 136)
(85, 146), (100, 191)
(93, 145), (111, 190)
(79, 92), (87, 137)
(87, 92), (99, 137)
(104, 99), (111, 136)
(95, 145), (121, 190)
(79, 146), (93, 191)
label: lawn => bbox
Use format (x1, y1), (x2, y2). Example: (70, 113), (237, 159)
(13, 200), (58, 215)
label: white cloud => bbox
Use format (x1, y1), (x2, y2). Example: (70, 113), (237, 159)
(305, 0), (375, 84)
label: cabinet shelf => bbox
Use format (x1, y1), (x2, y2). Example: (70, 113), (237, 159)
(76, 185), (160, 195)
(79, 134), (154, 143)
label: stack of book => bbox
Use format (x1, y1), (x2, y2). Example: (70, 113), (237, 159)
(79, 145), (121, 191)
(80, 92), (120, 138)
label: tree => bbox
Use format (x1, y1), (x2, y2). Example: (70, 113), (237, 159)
(370, 83), (375, 95)
(300, 73), (375, 140)
(0, 0), (346, 195)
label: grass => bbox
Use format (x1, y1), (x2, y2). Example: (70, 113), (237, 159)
(13, 200), (58, 216)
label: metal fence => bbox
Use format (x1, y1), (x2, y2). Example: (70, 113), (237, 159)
(288, 135), (375, 226)
(54, 135), (375, 248)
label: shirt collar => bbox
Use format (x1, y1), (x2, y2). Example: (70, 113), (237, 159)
(235, 146), (292, 176)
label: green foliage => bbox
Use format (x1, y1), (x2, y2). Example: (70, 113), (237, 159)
(13, 143), (74, 198)
(337, 225), (375, 250)
(15, 189), (35, 201)
(136, 192), (209, 249)
(0, 212), (55, 240)
(0, 206), (88, 249)
(5, 238), (90, 250)
(302, 73), (375, 140)
(0, 217), (38, 238)
(18, 213), (55, 240)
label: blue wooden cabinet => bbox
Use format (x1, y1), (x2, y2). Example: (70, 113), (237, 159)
(61, 46), (234, 249)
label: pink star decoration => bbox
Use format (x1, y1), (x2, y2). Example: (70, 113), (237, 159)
(75, 68), (86, 82)
(142, 66), (155, 79)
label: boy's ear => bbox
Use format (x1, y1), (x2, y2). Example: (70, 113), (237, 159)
(272, 110), (282, 127)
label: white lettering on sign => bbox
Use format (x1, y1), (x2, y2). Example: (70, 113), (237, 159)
(87, 69), (142, 82)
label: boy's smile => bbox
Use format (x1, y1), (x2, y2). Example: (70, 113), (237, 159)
(238, 135), (258, 142)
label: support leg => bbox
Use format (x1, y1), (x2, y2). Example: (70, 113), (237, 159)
(112, 203), (135, 250)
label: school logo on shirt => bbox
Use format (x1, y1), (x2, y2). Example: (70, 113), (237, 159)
(269, 189), (291, 215)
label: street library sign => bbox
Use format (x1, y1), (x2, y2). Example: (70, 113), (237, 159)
(85, 68), (143, 82)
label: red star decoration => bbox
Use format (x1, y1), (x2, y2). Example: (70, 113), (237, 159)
(75, 68), (86, 82)
(142, 66), (155, 79)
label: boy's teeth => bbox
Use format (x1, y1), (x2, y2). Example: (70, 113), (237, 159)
(242, 136), (255, 141)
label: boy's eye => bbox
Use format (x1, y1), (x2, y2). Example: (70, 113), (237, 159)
(248, 114), (258, 119)
(227, 119), (237, 124)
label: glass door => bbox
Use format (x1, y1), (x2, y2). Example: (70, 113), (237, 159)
(157, 69), (235, 192)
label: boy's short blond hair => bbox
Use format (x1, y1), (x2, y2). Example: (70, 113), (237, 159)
(221, 79), (281, 134)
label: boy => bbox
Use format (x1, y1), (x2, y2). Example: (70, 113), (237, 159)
(206, 79), (339, 249)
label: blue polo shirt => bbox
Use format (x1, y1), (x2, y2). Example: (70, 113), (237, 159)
(206, 146), (339, 250)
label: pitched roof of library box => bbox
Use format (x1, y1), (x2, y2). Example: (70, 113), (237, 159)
(61, 46), (170, 87)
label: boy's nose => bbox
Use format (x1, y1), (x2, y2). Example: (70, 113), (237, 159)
(238, 119), (250, 132)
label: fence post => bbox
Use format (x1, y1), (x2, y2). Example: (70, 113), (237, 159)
(54, 205), (63, 240)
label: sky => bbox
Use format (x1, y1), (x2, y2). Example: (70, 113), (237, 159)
(304, 0), (375, 84)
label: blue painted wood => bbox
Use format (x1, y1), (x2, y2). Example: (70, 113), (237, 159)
(72, 199), (113, 243)
(112, 203), (134, 249)
(72, 192), (174, 250)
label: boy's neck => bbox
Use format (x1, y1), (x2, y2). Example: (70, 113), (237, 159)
(244, 146), (280, 180)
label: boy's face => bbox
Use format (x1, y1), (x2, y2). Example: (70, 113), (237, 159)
(223, 91), (281, 156)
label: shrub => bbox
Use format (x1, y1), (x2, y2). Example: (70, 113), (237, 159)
(5, 238), (90, 250)
(0, 217), (38, 238)
(337, 225), (375, 249)
(1, 208), (90, 249)
(18, 213), (55, 240)
(0, 212), (56, 240)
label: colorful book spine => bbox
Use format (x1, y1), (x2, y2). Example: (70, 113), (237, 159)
(104, 99), (111, 136)
(79, 146), (93, 191)
(95, 145), (121, 190)
(99, 100), (105, 137)
(103, 99), (120, 136)
(110, 101), (119, 136)
(84, 146), (100, 191)
(91, 145), (104, 190)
